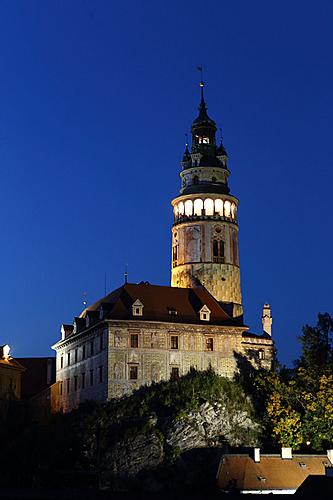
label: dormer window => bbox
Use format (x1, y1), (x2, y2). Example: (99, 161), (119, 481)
(132, 299), (144, 317)
(168, 308), (178, 316)
(197, 136), (210, 144)
(199, 305), (211, 322)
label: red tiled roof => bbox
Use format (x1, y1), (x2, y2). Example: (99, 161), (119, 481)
(81, 282), (242, 326)
(217, 454), (331, 492)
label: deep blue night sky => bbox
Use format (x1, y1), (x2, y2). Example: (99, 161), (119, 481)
(1, 0), (333, 365)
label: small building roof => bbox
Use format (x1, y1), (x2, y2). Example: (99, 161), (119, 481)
(217, 453), (332, 493)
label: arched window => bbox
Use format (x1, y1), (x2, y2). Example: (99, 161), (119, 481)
(185, 199), (193, 216)
(178, 202), (184, 216)
(215, 199), (224, 216)
(224, 200), (231, 217)
(231, 203), (236, 219)
(213, 239), (225, 263)
(204, 198), (214, 216)
(174, 205), (179, 219)
(193, 175), (199, 185)
(193, 198), (203, 216)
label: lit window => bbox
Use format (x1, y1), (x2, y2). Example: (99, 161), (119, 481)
(171, 367), (179, 380)
(171, 336), (179, 349)
(224, 200), (231, 217)
(206, 338), (214, 351)
(178, 202), (184, 215)
(204, 198), (214, 216)
(259, 350), (265, 360)
(185, 199), (193, 216)
(194, 198), (203, 215)
(129, 365), (138, 380)
(130, 334), (139, 348)
(215, 199), (223, 216)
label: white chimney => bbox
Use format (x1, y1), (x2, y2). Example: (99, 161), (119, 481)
(61, 325), (66, 341)
(262, 304), (272, 336)
(327, 450), (333, 464)
(281, 447), (292, 460)
(254, 448), (261, 463)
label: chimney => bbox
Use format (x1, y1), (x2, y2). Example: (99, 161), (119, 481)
(327, 450), (333, 465)
(281, 447), (292, 460)
(254, 448), (261, 463)
(262, 304), (272, 336)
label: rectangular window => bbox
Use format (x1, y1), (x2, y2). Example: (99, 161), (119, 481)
(171, 336), (179, 350)
(82, 372), (85, 389)
(90, 341), (94, 356)
(67, 352), (70, 366)
(74, 349), (78, 363)
(99, 335), (103, 351)
(90, 369), (94, 386)
(129, 365), (138, 380)
(66, 378), (70, 394)
(206, 338), (214, 351)
(82, 345), (86, 360)
(213, 239), (225, 263)
(130, 334), (139, 348)
(59, 381), (63, 395)
(99, 366), (103, 383)
(171, 367), (179, 381)
(259, 350), (265, 360)
(74, 375), (78, 391)
(60, 356), (63, 369)
(172, 245), (178, 268)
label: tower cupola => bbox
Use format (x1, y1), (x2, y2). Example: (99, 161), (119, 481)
(191, 82), (217, 154)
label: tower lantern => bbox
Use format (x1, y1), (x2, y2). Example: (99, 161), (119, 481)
(171, 82), (243, 318)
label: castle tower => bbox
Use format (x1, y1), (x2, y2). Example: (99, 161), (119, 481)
(171, 82), (243, 318)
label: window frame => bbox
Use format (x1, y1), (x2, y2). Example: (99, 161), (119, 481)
(170, 335), (179, 350)
(129, 365), (138, 380)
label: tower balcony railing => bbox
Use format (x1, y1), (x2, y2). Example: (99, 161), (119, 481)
(173, 213), (237, 225)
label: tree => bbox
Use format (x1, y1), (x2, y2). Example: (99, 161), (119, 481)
(298, 313), (333, 373)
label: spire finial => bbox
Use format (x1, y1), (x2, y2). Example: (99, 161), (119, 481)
(197, 65), (205, 103)
(124, 264), (128, 284)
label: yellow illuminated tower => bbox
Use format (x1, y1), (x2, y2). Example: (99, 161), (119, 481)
(171, 82), (243, 318)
